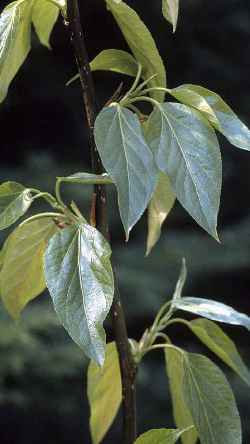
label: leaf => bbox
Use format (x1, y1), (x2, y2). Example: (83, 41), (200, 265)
(0, 182), (33, 230)
(146, 172), (175, 255)
(172, 258), (187, 302)
(87, 342), (122, 444)
(57, 172), (113, 185)
(183, 351), (242, 444)
(32, 0), (59, 48)
(45, 223), (114, 365)
(187, 318), (250, 385)
(67, 49), (138, 86)
(170, 84), (250, 151)
(173, 297), (250, 332)
(162, 0), (179, 32)
(0, 0), (33, 102)
(165, 348), (197, 444)
(134, 427), (192, 444)
(0, 217), (57, 318)
(146, 103), (222, 239)
(94, 104), (157, 238)
(106, 0), (166, 102)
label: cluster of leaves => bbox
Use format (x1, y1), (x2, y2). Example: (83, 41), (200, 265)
(1, 0), (250, 443)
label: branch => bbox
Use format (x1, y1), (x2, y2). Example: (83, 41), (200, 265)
(66, 2), (137, 443)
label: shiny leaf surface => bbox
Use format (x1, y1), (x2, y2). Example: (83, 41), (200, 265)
(94, 104), (157, 237)
(0, 217), (57, 318)
(0, 182), (33, 230)
(87, 342), (122, 444)
(45, 223), (114, 365)
(146, 103), (222, 239)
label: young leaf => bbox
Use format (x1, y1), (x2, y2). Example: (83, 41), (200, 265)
(146, 172), (176, 256)
(106, 0), (166, 102)
(183, 351), (242, 444)
(165, 348), (197, 444)
(32, 0), (60, 48)
(45, 223), (114, 366)
(188, 318), (250, 385)
(0, 182), (33, 230)
(87, 342), (122, 444)
(134, 427), (192, 444)
(172, 258), (187, 302)
(0, 0), (32, 102)
(57, 172), (113, 185)
(162, 0), (179, 32)
(173, 297), (250, 332)
(146, 103), (222, 239)
(94, 104), (157, 238)
(0, 217), (57, 319)
(170, 84), (250, 151)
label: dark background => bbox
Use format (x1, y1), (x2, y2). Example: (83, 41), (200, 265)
(1, 0), (250, 442)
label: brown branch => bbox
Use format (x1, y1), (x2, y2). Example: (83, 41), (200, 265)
(66, 2), (137, 443)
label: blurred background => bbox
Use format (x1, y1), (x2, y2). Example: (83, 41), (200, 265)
(1, 0), (250, 442)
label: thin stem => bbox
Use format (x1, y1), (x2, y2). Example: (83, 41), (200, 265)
(18, 212), (66, 228)
(121, 63), (142, 103)
(136, 86), (170, 97)
(164, 317), (190, 329)
(66, 2), (137, 443)
(130, 74), (158, 97)
(123, 95), (160, 109)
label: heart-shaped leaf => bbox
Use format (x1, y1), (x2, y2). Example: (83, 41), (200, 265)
(45, 223), (114, 366)
(87, 342), (122, 444)
(0, 182), (33, 230)
(94, 104), (157, 238)
(0, 217), (57, 318)
(146, 103), (222, 239)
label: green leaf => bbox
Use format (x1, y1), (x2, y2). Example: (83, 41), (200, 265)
(45, 223), (114, 365)
(170, 84), (250, 151)
(173, 297), (250, 332)
(0, 0), (33, 102)
(94, 104), (157, 238)
(146, 103), (222, 239)
(0, 217), (57, 318)
(162, 0), (179, 32)
(165, 348), (197, 444)
(183, 351), (242, 444)
(32, 0), (59, 48)
(134, 427), (192, 444)
(146, 172), (175, 256)
(87, 342), (122, 444)
(57, 172), (113, 185)
(106, 0), (166, 102)
(172, 258), (187, 302)
(188, 318), (250, 385)
(0, 182), (33, 230)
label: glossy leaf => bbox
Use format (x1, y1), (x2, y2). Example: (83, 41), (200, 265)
(188, 318), (250, 385)
(170, 84), (250, 151)
(0, 0), (32, 102)
(165, 348), (197, 444)
(0, 182), (33, 230)
(57, 172), (113, 185)
(146, 103), (222, 239)
(183, 351), (242, 444)
(94, 104), (157, 237)
(45, 223), (114, 365)
(87, 342), (122, 444)
(146, 172), (175, 256)
(106, 0), (166, 102)
(162, 0), (179, 32)
(134, 427), (192, 444)
(173, 297), (250, 332)
(0, 217), (57, 318)
(32, 0), (59, 48)
(67, 49), (138, 86)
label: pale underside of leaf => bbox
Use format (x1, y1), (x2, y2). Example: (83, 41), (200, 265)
(0, 0), (33, 102)
(87, 342), (122, 444)
(162, 0), (179, 32)
(170, 84), (250, 151)
(106, 0), (166, 102)
(0, 217), (57, 318)
(0, 181), (33, 230)
(94, 104), (157, 237)
(45, 224), (114, 365)
(146, 172), (176, 255)
(146, 102), (222, 239)
(32, 0), (59, 48)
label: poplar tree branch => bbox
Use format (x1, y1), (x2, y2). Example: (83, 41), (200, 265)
(66, 2), (137, 443)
